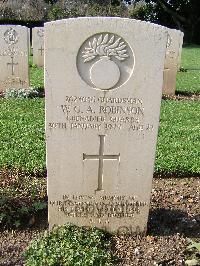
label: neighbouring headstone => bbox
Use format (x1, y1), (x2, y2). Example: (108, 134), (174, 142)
(32, 27), (44, 67)
(28, 27), (31, 55)
(163, 28), (184, 95)
(177, 32), (184, 71)
(0, 25), (29, 92)
(45, 18), (168, 234)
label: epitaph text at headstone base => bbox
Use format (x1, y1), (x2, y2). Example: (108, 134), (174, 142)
(45, 18), (168, 234)
(163, 28), (184, 95)
(0, 25), (29, 92)
(32, 27), (44, 67)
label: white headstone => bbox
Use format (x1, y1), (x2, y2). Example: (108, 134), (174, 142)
(0, 25), (29, 92)
(177, 32), (184, 71)
(32, 27), (44, 67)
(28, 27), (31, 55)
(163, 28), (184, 95)
(45, 18), (167, 234)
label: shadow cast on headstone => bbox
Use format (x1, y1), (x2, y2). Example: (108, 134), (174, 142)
(147, 208), (200, 238)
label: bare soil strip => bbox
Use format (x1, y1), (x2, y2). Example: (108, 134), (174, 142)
(0, 177), (199, 266)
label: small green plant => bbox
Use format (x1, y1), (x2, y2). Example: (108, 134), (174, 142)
(4, 87), (43, 99)
(185, 240), (200, 266)
(24, 224), (116, 266)
(0, 169), (47, 228)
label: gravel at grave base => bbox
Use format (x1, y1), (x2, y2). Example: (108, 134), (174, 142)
(0, 177), (199, 266)
(0, 229), (44, 266)
(163, 93), (200, 101)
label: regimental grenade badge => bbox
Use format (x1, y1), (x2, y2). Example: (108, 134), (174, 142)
(37, 29), (44, 38)
(4, 28), (19, 45)
(77, 33), (135, 90)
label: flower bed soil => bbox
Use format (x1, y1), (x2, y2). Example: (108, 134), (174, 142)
(0, 177), (199, 266)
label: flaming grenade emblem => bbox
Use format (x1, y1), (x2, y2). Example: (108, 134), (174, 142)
(77, 33), (134, 90)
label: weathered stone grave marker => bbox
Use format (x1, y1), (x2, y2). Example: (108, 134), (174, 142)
(45, 18), (167, 234)
(163, 28), (184, 95)
(0, 25), (29, 92)
(32, 27), (44, 67)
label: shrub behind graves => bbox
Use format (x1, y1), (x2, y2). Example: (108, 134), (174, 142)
(47, 3), (128, 21)
(24, 224), (116, 266)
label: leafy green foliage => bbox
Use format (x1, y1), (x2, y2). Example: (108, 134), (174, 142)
(24, 224), (116, 266)
(0, 169), (46, 228)
(47, 3), (127, 21)
(156, 100), (200, 174)
(128, 0), (200, 43)
(185, 240), (200, 266)
(0, 99), (45, 174)
(4, 87), (43, 99)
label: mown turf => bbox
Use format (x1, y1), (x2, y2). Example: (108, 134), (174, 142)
(176, 70), (200, 94)
(30, 65), (44, 89)
(176, 45), (200, 94)
(156, 100), (200, 174)
(0, 99), (199, 175)
(181, 45), (200, 69)
(0, 99), (45, 174)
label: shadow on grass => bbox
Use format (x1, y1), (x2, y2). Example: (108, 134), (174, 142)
(148, 208), (200, 238)
(154, 172), (200, 179)
(183, 44), (200, 49)
(175, 91), (200, 96)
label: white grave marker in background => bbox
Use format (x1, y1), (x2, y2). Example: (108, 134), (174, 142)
(163, 28), (184, 95)
(45, 17), (167, 234)
(0, 25), (29, 92)
(32, 27), (44, 67)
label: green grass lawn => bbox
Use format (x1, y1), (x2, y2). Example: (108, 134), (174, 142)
(176, 70), (200, 94)
(0, 99), (199, 175)
(156, 100), (200, 174)
(176, 45), (200, 94)
(30, 65), (44, 89)
(0, 99), (45, 174)
(181, 45), (200, 69)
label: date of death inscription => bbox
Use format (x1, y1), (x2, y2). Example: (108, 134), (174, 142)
(48, 95), (154, 132)
(49, 194), (147, 219)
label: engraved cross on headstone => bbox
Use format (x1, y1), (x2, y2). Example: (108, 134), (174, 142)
(83, 135), (120, 192)
(38, 46), (44, 56)
(7, 56), (18, 75)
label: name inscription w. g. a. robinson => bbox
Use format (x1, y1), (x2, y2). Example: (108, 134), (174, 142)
(49, 95), (154, 132)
